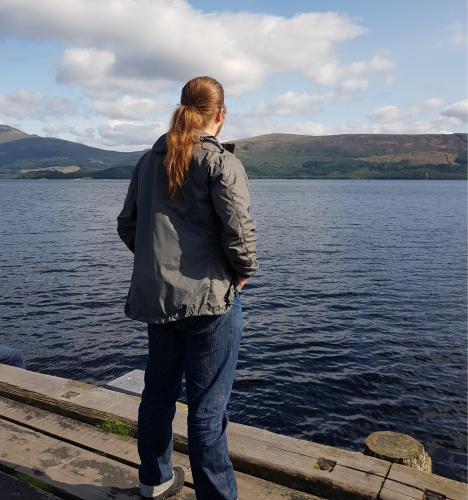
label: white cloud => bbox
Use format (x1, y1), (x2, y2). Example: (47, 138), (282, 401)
(369, 105), (402, 122)
(28, 94), (465, 150)
(362, 98), (467, 134)
(220, 112), (327, 140)
(8, 2), (466, 146)
(253, 91), (333, 117)
(0, 0), (394, 97)
(92, 95), (171, 120)
(331, 121), (433, 135)
(71, 125), (97, 139)
(422, 97), (445, 109)
(95, 120), (164, 149)
(40, 120), (165, 150)
(430, 115), (467, 133)
(0, 0), (401, 144)
(220, 96), (467, 140)
(42, 123), (96, 139)
(338, 78), (368, 93)
(0, 90), (75, 118)
(368, 98), (465, 127)
(315, 54), (395, 89)
(441, 99), (468, 123)
(57, 48), (176, 97)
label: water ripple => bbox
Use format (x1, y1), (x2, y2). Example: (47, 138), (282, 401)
(0, 178), (466, 483)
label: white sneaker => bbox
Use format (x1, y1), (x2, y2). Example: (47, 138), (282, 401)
(139, 467), (185, 498)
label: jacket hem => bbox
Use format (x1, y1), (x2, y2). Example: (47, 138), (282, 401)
(124, 299), (235, 325)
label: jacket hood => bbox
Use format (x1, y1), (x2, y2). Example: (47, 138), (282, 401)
(152, 131), (235, 153)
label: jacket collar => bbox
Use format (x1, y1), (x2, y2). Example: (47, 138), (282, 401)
(152, 130), (228, 153)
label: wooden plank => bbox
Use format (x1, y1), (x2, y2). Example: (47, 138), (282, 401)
(232, 421), (390, 476)
(387, 463), (468, 500)
(379, 488), (422, 500)
(105, 371), (385, 476)
(324, 464), (383, 500)
(0, 364), (191, 450)
(380, 478), (425, 499)
(232, 449), (382, 500)
(0, 394), (189, 474)
(0, 363), (391, 496)
(0, 396), (324, 500)
(0, 418), (196, 499)
(3, 364), (465, 499)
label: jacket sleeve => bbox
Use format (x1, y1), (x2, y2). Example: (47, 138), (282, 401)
(208, 153), (259, 278)
(117, 165), (138, 254)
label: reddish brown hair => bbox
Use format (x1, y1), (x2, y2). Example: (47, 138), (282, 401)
(165, 76), (225, 200)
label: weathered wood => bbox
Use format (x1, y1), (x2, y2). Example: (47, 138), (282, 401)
(0, 418), (196, 499)
(379, 478), (425, 499)
(103, 371), (392, 479)
(0, 370), (374, 498)
(323, 464), (383, 500)
(1, 364), (466, 500)
(365, 431), (432, 473)
(387, 463), (467, 500)
(0, 364), (390, 496)
(0, 364), (193, 454)
(232, 421), (390, 477)
(0, 396), (324, 499)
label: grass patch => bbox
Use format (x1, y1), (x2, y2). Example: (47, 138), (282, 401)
(99, 419), (132, 437)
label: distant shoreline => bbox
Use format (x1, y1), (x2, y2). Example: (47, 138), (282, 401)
(7, 175), (467, 181)
(1, 125), (466, 181)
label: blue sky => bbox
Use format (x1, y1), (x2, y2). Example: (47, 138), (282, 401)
(0, 0), (466, 151)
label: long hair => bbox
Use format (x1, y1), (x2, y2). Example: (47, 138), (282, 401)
(165, 76), (225, 200)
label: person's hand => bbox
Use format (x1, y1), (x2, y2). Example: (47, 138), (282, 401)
(235, 275), (248, 290)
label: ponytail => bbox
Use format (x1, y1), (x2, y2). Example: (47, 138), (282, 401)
(164, 76), (225, 200)
(165, 105), (204, 200)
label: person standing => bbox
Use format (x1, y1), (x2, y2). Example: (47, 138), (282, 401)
(117, 76), (258, 499)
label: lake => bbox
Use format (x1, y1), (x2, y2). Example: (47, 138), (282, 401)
(0, 178), (466, 483)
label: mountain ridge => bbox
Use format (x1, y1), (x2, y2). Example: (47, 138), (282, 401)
(1, 124), (466, 180)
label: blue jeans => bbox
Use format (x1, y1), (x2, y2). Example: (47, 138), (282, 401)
(0, 345), (26, 369)
(137, 291), (243, 500)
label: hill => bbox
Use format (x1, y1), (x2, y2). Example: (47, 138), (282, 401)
(1, 125), (466, 180)
(233, 132), (467, 179)
(0, 124), (35, 144)
(0, 125), (145, 178)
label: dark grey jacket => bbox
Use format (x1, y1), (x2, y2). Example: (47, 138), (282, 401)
(117, 131), (259, 324)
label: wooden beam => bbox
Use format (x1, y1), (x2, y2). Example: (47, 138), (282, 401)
(2, 364), (465, 499)
(0, 396), (323, 500)
(0, 418), (196, 499)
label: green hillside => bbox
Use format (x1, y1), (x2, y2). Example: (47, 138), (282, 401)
(233, 133), (467, 179)
(0, 125), (145, 178)
(3, 125), (466, 180)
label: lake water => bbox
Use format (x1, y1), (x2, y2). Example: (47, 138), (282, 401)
(0, 178), (466, 483)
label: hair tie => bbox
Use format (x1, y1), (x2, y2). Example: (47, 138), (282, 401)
(179, 103), (197, 109)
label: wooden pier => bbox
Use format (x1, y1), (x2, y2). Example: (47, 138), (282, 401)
(0, 364), (466, 499)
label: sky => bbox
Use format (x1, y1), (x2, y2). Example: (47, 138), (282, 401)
(0, 0), (467, 151)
